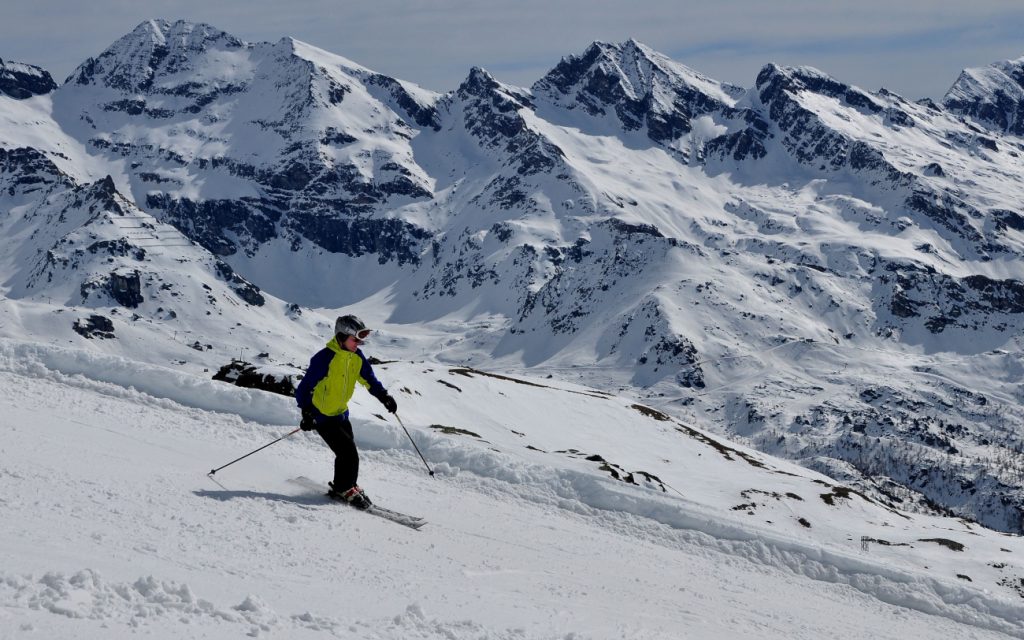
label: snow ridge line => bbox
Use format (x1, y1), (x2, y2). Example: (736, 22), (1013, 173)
(353, 424), (1024, 637)
(0, 338), (298, 425)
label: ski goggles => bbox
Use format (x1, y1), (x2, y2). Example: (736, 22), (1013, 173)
(350, 328), (372, 341)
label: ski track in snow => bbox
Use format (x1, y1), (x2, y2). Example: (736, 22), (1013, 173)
(1, 339), (1023, 638)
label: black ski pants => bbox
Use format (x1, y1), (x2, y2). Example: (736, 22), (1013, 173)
(315, 413), (359, 490)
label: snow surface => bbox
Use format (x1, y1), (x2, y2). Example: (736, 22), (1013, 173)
(2, 337), (1024, 638)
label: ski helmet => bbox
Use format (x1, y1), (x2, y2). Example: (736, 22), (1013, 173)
(335, 315), (371, 340)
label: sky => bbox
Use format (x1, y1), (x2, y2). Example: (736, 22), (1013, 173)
(3, 1), (1024, 100)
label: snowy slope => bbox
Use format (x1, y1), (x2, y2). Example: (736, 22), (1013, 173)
(0, 143), (333, 374)
(2, 338), (1024, 639)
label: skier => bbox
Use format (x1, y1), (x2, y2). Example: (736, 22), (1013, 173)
(295, 315), (398, 510)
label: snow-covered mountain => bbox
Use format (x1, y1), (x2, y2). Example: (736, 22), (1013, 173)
(0, 145), (330, 370)
(2, 18), (1024, 542)
(54, 20), (435, 265)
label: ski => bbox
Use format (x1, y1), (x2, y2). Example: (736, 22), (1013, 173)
(360, 503), (426, 530)
(287, 477), (427, 530)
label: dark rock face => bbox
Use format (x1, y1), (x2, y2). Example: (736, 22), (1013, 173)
(611, 296), (705, 387)
(146, 194), (278, 257)
(59, 19), (436, 270)
(214, 261), (265, 306)
(320, 127), (357, 146)
(0, 147), (68, 197)
(78, 270), (144, 309)
(144, 158), (432, 260)
(705, 111), (771, 161)
(537, 43), (608, 105)
(707, 64), (901, 167)
(212, 360), (299, 396)
(758, 65), (883, 115)
(755, 65), (903, 177)
(993, 209), (1024, 232)
(86, 239), (147, 261)
(72, 314), (115, 339)
(286, 212), (430, 265)
(676, 365), (706, 389)
(420, 228), (503, 298)
(748, 63), (1024, 259)
(880, 262), (1024, 333)
(366, 73), (441, 130)
(0, 59), (57, 99)
(457, 68), (532, 143)
(451, 68), (567, 182)
(905, 189), (984, 246)
(962, 275), (1024, 313)
(106, 270), (144, 308)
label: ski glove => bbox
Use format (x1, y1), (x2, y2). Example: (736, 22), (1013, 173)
(380, 394), (398, 414)
(300, 406), (320, 431)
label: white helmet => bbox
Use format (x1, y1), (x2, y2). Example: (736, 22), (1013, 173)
(335, 315), (371, 340)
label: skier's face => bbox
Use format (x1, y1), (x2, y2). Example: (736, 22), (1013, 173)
(343, 335), (362, 352)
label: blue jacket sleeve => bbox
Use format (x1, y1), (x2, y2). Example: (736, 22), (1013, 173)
(295, 348), (332, 410)
(357, 350), (388, 400)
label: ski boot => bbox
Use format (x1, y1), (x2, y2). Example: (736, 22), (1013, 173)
(328, 482), (373, 510)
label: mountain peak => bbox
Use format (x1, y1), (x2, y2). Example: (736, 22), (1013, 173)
(943, 54), (1024, 135)
(536, 39), (740, 106)
(562, 39), (672, 100)
(756, 63), (882, 113)
(130, 18), (239, 47)
(583, 38), (655, 57)
(66, 19), (244, 90)
(130, 18), (170, 44)
(757, 63), (836, 88)
(533, 39), (741, 146)
(455, 66), (531, 107)
(80, 174), (124, 212)
(466, 65), (496, 85)
(99, 174), (117, 195)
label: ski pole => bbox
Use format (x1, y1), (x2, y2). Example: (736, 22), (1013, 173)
(394, 413), (434, 477)
(208, 427), (301, 476)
